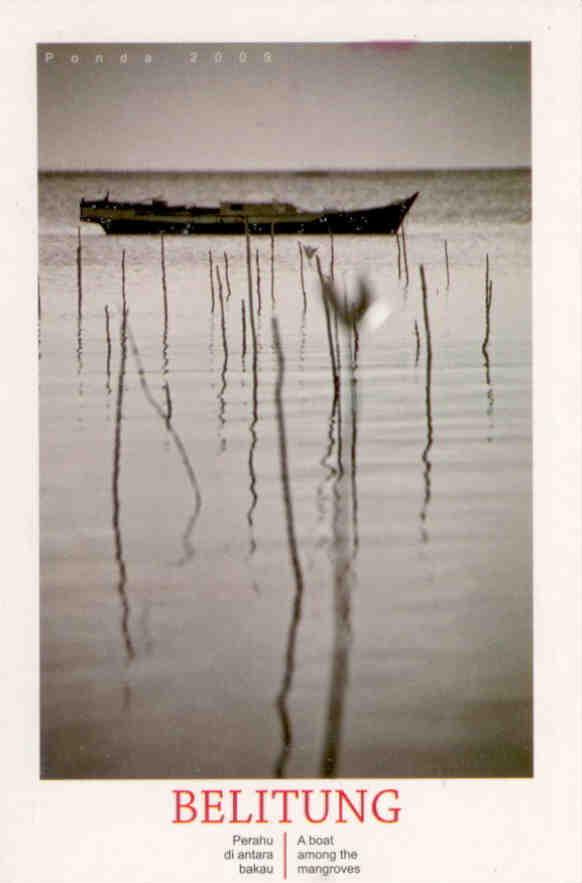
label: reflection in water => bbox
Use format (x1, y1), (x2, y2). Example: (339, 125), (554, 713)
(247, 371), (259, 569)
(484, 348), (495, 436)
(414, 320), (421, 367)
(156, 243), (173, 441)
(312, 388), (339, 560)
(111, 305), (135, 662)
(127, 324), (203, 566)
(320, 321), (357, 778)
(216, 265), (229, 452)
(245, 222), (260, 579)
(163, 382), (173, 427)
(298, 309), (307, 396)
(320, 472), (352, 777)
(312, 272), (363, 776)
(272, 317), (306, 778)
(419, 265), (434, 542)
(256, 312), (263, 353)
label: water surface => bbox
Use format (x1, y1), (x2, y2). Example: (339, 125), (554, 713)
(40, 169), (531, 778)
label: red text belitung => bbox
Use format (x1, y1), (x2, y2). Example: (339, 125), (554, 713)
(172, 788), (401, 824)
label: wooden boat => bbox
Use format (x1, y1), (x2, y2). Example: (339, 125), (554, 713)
(79, 192), (419, 236)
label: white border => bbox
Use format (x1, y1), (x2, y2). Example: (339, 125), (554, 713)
(1, 2), (580, 882)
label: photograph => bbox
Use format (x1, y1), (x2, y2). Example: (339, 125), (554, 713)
(38, 41), (533, 781)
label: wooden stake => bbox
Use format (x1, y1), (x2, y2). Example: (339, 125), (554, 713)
(216, 265), (228, 362)
(208, 249), (215, 313)
(482, 276), (493, 358)
(420, 266), (432, 364)
(298, 243), (307, 312)
(396, 231), (402, 280)
(401, 224), (409, 287)
(121, 249), (127, 314)
(241, 299), (247, 360)
(223, 251), (232, 299)
(105, 304), (112, 389)
(329, 228), (335, 280)
(255, 247), (262, 315)
(315, 255), (338, 389)
(270, 223), (275, 304)
(76, 226), (82, 317)
(244, 220), (258, 361)
(160, 235), (168, 329)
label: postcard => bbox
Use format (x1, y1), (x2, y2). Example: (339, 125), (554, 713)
(1, 4), (581, 882)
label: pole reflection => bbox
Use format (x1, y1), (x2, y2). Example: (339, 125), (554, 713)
(419, 265), (434, 542)
(319, 320), (357, 778)
(216, 264), (229, 452)
(272, 316), (306, 778)
(127, 324), (203, 567)
(111, 304), (135, 663)
(245, 221), (260, 584)
(316, 277), (363, 777)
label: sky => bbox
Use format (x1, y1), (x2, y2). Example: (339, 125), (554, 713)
(37, 42), (530, 172)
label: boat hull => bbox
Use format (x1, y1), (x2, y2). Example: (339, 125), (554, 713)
(80, 193), (419, 236)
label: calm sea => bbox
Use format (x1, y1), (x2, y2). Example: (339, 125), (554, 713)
(39, 169), (532, 778)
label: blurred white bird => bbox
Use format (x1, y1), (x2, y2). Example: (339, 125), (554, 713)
(316, 260), (395, 334)
(301, 243), (319, 260)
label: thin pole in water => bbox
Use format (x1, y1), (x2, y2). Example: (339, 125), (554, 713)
(160, 235), (168, 329)
(401, 224), (409, 287)
(241, 298), (247, 360)
(255, 247), (262, 315)
(298, 243), (307, 312)
(223, 251), (232, 300)
(270, 223), (275, 305)
(76, 226), (83, 317)
(208, 249), (215, 313)
(396, 231), (402, 281)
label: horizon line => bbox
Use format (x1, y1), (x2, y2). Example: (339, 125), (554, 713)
(39, 164), (532, 175)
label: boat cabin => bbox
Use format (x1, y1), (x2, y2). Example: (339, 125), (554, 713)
(219, 200), (298, 216)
